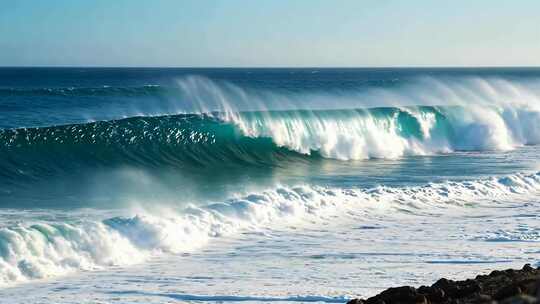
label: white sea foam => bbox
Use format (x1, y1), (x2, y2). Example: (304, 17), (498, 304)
(232, 105), (540, 160)
(1, 171), (539, 286)
(174, 76), (540, 160)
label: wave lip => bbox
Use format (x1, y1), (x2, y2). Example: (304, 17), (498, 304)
(175, 75), (540, 159)
(2, 75), (540, 174)
(1, 103), (540, 183)
(232, 104), (540, 160)
(1, 171), (540, 286)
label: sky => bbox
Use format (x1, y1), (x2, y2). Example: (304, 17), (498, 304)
(1, 0), (539, 67)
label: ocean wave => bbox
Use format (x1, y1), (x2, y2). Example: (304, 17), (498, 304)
(0, 85), (166, 97)
(0, 103), (539, 180)
(1, 75), (540, 185)
(1, 171), (539, 286)
(231, 105), (540, 160)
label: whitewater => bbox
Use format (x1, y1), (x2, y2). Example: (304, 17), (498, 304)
(0, 68), (539, 303)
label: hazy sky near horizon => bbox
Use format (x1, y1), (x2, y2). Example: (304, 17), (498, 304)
(1, 0), (539, 67)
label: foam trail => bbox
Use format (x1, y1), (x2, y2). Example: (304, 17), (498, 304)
(1, 171), (540, 286)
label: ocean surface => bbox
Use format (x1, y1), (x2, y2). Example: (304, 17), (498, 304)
(0, 67), (539, 303)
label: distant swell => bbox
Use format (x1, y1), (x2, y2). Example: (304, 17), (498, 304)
(0, 85), (165, 97)
(1, 171), (539, 285)
(1, 104), (540, 181)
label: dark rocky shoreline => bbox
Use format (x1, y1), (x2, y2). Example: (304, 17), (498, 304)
(347, 264), (540, 304)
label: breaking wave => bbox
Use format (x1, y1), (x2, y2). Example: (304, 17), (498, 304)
(1, 171), (539, 285)
(2, 73), (540, 286)
(1, 75), (540, 176)
(1, 103), (539, 181)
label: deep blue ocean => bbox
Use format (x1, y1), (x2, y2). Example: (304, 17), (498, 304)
(1, 68), (539, 207)
(0, 68), (539, 302)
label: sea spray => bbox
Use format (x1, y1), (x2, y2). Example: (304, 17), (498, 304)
(2, 105), (540, 173)
(1, 171), (539, 286)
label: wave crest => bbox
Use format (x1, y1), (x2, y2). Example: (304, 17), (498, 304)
(1, 75), (540, 179)
(1, 104), (539, 178)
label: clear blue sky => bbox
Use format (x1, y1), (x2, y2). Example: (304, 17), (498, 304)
(1, 0), (539, 67)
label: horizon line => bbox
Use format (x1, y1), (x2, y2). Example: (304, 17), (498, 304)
(1, 65), (540, 69)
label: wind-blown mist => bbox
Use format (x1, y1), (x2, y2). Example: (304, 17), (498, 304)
(2, 75), (540, 169)
(2, 171), (540, 285)
(1, 69), (540, 293)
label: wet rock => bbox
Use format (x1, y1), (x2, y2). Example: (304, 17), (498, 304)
(518, 279), (539, 295)
(455, 281), (482, 297)
(347, 299), (366, 304)
(433, 278), (452, 289)
(500, 294), (538, 304)
(378, 286), (418, 301)
(414, 295), (428, 304)
(490, 270), (504, 277)
(471, 293), (494, 304)
(418, 285), (446, 302)
(363, 286), (426, 304)
(345, 264), (540, 304)
(494, 285), (523, 300)
(365, 298), (386, 304)
(523, 264), (534, 272)
(432, 278), (481, 298)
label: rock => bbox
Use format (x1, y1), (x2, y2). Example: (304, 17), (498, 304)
(432, 277), (481, 298)
(433, 278), (452, 289)
(518, 279), (539, 295)
(471, 293), (493, 304)
(418, 285), (446, 302)
(494, 285), (523, 300)
(523, 264), (534, 272)
(500, 294), (538, 304)
(377, 286), (418, 300)
(414, 295), (428, 304)
(378, 286), (429, 304)
(347, 299), (366, 304)
(454, 281), (482, 298)
(365, 298), (386, 304)
(490, 270), (504, 277)
(345, 264), (540, 304)
(364, 286), (430, 304)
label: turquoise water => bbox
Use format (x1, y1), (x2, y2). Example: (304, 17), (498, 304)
(0, 68), (539, 302)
